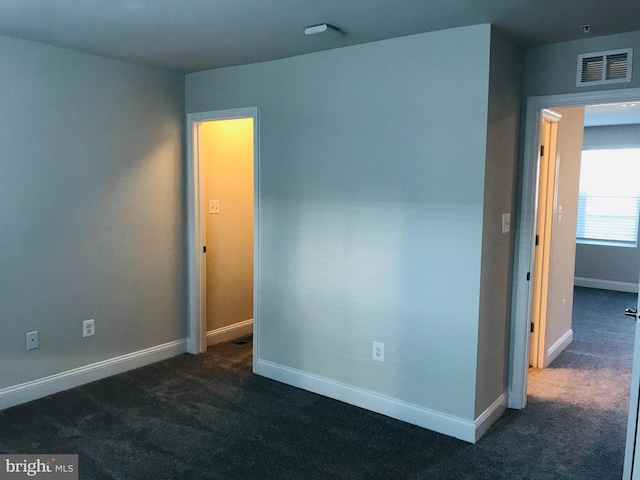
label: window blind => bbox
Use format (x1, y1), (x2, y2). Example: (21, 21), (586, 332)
(577, 149), (640, 247)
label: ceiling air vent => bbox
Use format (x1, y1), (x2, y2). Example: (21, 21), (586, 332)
(577, 48), (633, 87)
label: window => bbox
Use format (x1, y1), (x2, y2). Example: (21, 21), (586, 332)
(577, 148), (640, 247)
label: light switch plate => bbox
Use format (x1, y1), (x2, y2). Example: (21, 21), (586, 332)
(209, 200), (220, 214)
(501, 213), (511, 234)
(26, 331), (39, 350)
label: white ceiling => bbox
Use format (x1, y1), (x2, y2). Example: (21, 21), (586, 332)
(0, 0), (639, 72)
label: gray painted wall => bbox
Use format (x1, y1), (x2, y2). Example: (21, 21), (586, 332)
(187, 24), (522, 423)
(524, 30), (640, 97)
(584, 124), (640, 147)
(475, 29), (523, 416)
(574, 124), (640, 284)
(0, 35), (186, 390)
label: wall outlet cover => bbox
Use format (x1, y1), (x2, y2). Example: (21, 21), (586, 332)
(83, 319), (95, 338)
(372, 341), (384, 362)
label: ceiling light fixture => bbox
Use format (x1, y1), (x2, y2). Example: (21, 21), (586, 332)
(304, 24), (343, 39)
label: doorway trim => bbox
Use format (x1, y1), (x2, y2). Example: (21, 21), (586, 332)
(185, 107), (260, 363)
(529, 109), (561, 369)
(509, 87), (640, 409)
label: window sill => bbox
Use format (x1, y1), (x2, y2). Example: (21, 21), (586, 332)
(576, 239), (637, 248)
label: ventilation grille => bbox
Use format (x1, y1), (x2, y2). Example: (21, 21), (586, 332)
(577, 48), (633, 86)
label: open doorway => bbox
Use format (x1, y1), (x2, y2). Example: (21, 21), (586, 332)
(510, 89), (640, 405)
(529, 102), (640, 371)
(186, 108), (259, 363)
(510, 88), (640, 478)
(524, 101), (640, 368)
(200, 118), (254, 346)
(529, 101), (639, 475)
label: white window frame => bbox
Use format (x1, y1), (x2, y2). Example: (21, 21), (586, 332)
(576, 147), (640, 248)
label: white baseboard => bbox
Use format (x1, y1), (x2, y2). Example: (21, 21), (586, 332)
(474, 393), (507, 442)
(0, 339), (187, 411)
(546, 329), (573, 367)
(574, 277), (638, 293)
(207, 319), (253, 346)
(255, 359), (503, 443)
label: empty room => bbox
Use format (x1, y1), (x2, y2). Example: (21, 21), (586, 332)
(2, 2), (640, 479)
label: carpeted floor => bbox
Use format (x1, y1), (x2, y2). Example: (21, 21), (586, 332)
(0, 287), (636, 479)
(423, 286), (637, 480)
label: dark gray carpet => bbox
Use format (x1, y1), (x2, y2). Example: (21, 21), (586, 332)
(423, 286), (637, 480)
(0, 286), (635, 479)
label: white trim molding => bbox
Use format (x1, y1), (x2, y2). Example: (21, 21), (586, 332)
(0, 339), (187, 411)
(186, 107), (260, 357)
(542, 108), (562, 122)
(574, 277), (639, 293)
(207, 319), (254, 346)
(256, 359), (500, 443)
(546, 329), (573, 367)
(474, 393), (507, 442)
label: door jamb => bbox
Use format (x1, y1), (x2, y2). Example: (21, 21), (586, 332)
(529, 109), (562, 369)
(186, 107), (260, 362)
(509, 87), (640, 409)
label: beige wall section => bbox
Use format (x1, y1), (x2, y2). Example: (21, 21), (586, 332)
(200, 119), (254, 332)
(475, 28), (523, 418)
(530, 118), (558, 368)
(542, 106), (585, 367)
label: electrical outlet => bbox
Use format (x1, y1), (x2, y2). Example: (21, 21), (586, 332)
(83, 319), (95, 338)
(26, 331), (39, 351)
(372, 341), (384, 362)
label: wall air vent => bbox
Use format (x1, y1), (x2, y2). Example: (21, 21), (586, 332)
(577, 48), (633, 87)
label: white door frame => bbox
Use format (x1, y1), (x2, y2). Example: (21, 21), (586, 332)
(509, 87), (640, 409)
(529, 109), (562, 369)
(185, 107), (260, 363)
